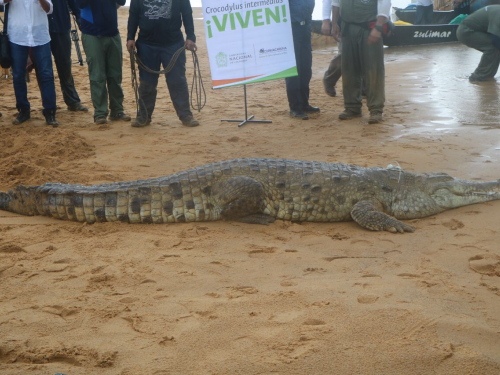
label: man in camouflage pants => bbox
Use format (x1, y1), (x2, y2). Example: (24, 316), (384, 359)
(331, 0), (390, 124)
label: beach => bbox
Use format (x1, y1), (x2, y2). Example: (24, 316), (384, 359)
(1, 7), (500, 374)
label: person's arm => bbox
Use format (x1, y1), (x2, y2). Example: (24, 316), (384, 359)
(321, 0), (332, 35)
(126, 0), (140, 52)
(40, 0), (53, 13)
(331, 0), (340, 42)
(367, 0), (389, 45)
(180, 0), (197, 51)
(116, 0), (126, 6)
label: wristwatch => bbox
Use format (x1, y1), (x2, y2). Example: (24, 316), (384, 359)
(374, 25), (384, 33)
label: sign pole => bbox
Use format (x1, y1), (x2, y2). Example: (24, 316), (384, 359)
(221, 84), (272, 127)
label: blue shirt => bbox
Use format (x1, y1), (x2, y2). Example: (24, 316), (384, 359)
(48, 0), (80, 34)
(76, 0), (126, 37)
(289, 0), (315, 23)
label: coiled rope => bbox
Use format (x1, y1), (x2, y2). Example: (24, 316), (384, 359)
(130, 46), (206, 127)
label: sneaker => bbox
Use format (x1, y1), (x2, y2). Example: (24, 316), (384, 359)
(131, 117), (151, 128)
(67, 102), (89, 112)
(45, 114), (60, 127)
(95, 116), (108, 124)
(368, 111), (383, 124)
(109, 112), (131, 121)
(338, 109), (362, 120)
(289, 110), (309, 120)
(305, 105), (320, 113)
(181, 115), (200, 127)
(323, 80), (337, 97)
(12, 111), (31, 125)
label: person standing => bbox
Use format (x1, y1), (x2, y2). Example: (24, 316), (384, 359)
(415, 0), (433, 25)
(48, 0), (88, 112)
(332, 0), (390, 124)
(76, 0), (130, 124)
(126, 0), (199, 128)
(0, 0), (59, 126)
(286, 0), (319, 120)
(457, 5), (500, 82)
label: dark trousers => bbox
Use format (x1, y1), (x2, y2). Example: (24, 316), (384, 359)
(286, 21), (312, 112)
(323, 53), (342, 90)
(50, 31), (81, 107)
(136, 39), (192, 121)
(415, 5), (433, 25)
(457, 24), (500, 79)
(10, 42), (56, 116)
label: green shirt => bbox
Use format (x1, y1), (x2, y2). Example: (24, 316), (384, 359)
(340, 0), (378, 24)
(462, 5), (500, 38)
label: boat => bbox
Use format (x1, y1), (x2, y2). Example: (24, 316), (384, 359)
(311, 21), (459, 47)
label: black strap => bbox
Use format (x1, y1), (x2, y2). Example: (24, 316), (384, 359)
(3, 3), (8, 34)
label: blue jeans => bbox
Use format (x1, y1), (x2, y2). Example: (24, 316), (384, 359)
(10, 42), (57, 115)
(136, 39), (192, 121)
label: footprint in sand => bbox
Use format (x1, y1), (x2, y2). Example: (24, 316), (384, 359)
(469, 254), (500, 276)
(442, 219), (465, 230)
(357, 295), (379, 304)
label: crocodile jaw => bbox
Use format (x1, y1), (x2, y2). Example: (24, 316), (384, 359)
(430, 178), (500, 210)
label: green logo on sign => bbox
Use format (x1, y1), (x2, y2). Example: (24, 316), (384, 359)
(216, 52), (228, 68)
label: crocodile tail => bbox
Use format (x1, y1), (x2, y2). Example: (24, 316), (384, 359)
(0, 186), (41, 216)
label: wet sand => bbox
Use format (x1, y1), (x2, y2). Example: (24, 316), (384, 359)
(1, 8), (500, 374)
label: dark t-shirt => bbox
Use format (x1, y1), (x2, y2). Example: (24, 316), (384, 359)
(77, 0), (126, 37)
(48, 0), (80, 33)
(127, 0), (196, 46)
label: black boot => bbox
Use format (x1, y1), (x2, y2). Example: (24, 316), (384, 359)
(12, 109), (31, 125)
(44, 109), (59, 127)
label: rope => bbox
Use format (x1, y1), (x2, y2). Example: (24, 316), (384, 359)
(129, 46), (206, 127)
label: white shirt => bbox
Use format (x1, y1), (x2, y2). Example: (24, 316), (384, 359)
(0, 0), (53, 47)
(417, 0), (433, 6)
(330, 0), (391, 20)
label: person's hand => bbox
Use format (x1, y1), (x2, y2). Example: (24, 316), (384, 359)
(127, 40), (136, 52)
(332, 23), (341, 42)
(185, 39), (197, 52)
(321, 20), (332, 36)
(367, 28), (382, 45)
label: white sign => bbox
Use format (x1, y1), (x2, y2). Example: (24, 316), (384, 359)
(202, 0), (298, 88)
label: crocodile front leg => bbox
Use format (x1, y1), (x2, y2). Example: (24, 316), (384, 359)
(216, 176), (275, 225)
(351, 200), (415, 233)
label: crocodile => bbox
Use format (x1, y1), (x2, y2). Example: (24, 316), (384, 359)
(1, 158), (499, 233)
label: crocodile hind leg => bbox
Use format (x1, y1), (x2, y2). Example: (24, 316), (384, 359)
(216, 176), (275, 225)
(351, 200), (415, 233)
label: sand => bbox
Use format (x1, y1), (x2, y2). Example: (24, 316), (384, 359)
(1, 8), (500, 375)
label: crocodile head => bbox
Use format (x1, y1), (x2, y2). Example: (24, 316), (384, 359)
(426, 172), (500, 211)
(386, 171), (500, 219)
